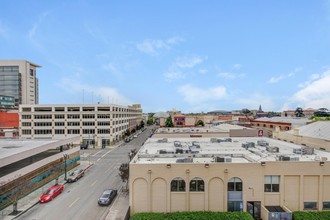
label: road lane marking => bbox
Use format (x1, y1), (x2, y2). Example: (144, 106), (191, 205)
(97, 158), (101, 162)
(91, 180), (98, 187)
(105, 166), (112, 173)
(101, 149), (114, 158)
(68, 197), (80, 208)
(92, 150), (104, 157)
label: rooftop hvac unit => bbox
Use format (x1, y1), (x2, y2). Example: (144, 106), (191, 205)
(257, 140), (269, 146)
(215, 157), (225, 162)
(192, 141), (201, 148)
(290, 156), (300, 161)
(219, 138), (232, 142)
(242, 142), (255, 149)
(211, 138), (218, 143)
(176, 148), (183, 154)
(225, 157), (232, 162)
(302, 146), (314, 155)
(159, 150), (167, 154)
(176, 157), (193, 163)
(278, 155), (290, 161)
(189, 147), (200, 154)
(293, 148), (301, 154)
(266, 146), (279, 153)
(174, 141), (182, 147)
(157, 138), (168, 143)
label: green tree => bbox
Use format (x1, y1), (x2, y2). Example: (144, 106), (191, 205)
(196, 119), (204, 126)
(165, 115), (174, 127)
(147, 117), (154, 125)
(295, 107), (305, 117)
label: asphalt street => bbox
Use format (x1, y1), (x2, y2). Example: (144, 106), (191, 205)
(13, 125), (154, 220)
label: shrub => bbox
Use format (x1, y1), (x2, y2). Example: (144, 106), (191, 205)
(130, 211), (254, 220)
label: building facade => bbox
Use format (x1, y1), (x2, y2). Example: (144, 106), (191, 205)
(0, 60), (41, 106)
(0, 137), (79, 210)
(19, 104), (143, 147)
(130, 137), (330, 219)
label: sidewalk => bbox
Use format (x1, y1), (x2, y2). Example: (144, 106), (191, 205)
(0, 160), (94, 220)
(104, 189), (130, 220)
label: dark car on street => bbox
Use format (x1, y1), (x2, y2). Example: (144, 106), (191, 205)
(80, 143), (88, 149)
(67, 169), (84, 183)
(98, 189), (117, 206)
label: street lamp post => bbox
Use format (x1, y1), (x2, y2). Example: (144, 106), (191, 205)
(63, 153), (68, 181)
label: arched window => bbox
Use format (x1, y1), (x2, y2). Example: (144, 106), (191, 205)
(171, 177), (186, 192)
(228, 177), (242, 191)
(190, 177), (204, 192)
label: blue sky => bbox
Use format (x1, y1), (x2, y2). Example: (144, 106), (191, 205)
(1, 1), (330, 113)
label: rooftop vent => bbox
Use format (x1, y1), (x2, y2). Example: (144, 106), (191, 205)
(242, 142), (255, 149)
(176, 157), (193, 163)
(257, 140), (269, 146)
(215, 156), (232, 163)
(157, 138), (168, 143)
(174, 141), (182, 147)
(266, 146), (279, 153)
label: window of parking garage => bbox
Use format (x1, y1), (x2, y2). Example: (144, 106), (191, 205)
(264, 176), (280, 192)
(228, 177), (242, 191)
(323, 202), (330, 210)
(190, 177), (204, 192)
(171, 177), (186, 192)
(304, 202), (317, 210)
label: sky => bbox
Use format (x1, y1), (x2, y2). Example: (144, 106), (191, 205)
(1, 1), (330, 113)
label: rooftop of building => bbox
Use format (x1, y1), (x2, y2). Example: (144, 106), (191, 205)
(133, 136), (330, 164)
(287, 121), (330, 141)
(253, 117), (312, 125)
(156, 124), (252, 134)
(0, 137), (79, 167)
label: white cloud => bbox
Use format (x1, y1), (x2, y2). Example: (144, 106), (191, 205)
(136, 36), (184, 56)
(57, 76), (131, 105)
(164, 55), (205, 81)
(102, 62), (122, 78)
(28, 11), (49, 39)
(0, 21), (8, 38)
(178, 84), (227, 105)
(85, 23), (109, 44)
(267, 67), (301, 84)
(217, 72), (236, 80)
(298, 73), (321, 88)
(235, 94), (276, 111)
(217, 72), (245, 80)
(233, 64), (241, 70)
(199, 69), (207, 74)
(289, 70), (330, 109)
(174, 56), (204, 69)
(164, 71), (185, 81)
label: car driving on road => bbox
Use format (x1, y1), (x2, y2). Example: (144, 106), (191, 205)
(98, 189), (117, 206)
(67, 169), (84, 183)
(39, 184), (64, 203)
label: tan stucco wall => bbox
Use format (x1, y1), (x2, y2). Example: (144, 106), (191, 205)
(129, 161), (330, 215)
(274, 130), (330, 151)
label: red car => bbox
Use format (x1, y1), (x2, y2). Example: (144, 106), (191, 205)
(39, 184), (64, 203)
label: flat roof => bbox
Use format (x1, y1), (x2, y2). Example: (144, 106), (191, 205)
(134, 137), (330, 164)
(0, 137), (79, 167)
(156, 124), (252, 134)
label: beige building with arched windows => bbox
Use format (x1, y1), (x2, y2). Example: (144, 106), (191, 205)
(129, 136), (330, 219)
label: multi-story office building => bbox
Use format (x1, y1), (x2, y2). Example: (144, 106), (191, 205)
(19, 104), (143, 147)
(130, 135), (330, 219)
(0, 60), (41, 106)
